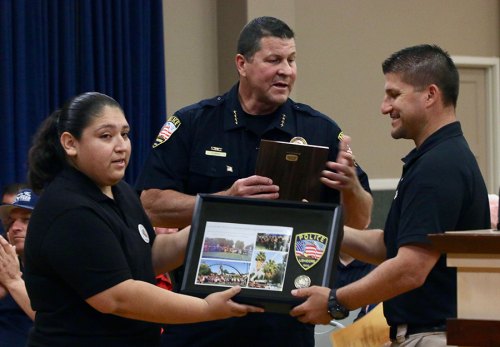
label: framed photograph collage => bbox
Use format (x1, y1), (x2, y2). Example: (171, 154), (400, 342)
(180, 194), (343, 313)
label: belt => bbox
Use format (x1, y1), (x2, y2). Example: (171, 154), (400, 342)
(389, 323), (446, 342)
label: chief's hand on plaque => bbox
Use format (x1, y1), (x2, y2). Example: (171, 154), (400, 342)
(289, 286), (332, 325)
(222, 175), (279, 199)
(204, 286), (264, 319)
(320, 135), (360, 192)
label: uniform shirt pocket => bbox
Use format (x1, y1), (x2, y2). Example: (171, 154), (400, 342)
(187, 156), (239, 194)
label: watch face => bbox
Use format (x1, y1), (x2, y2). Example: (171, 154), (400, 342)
(330, 306), (348, 320)
(328, 291), (349, 320)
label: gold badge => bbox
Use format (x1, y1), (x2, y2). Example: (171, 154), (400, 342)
(290, 137), (307, 145)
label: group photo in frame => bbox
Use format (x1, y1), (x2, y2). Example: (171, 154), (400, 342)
(180, 194), (344, 314)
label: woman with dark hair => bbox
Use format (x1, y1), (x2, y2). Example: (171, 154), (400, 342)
(24, 92), (262, 347)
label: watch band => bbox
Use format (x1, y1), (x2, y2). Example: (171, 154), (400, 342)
(328, 288), (349, 320)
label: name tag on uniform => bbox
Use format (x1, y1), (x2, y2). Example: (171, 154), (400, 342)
(205, 146), (227, 157)
(205, 150), (227, 157)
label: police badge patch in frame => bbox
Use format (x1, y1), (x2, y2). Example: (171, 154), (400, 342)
(295, 233), (328, 271)
(180, 194), (344, 314)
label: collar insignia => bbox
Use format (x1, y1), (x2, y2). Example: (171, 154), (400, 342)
(280, 114), (286, 127)
(233, 110), (238, 125)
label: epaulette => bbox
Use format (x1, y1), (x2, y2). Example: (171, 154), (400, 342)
(289, 100), (324, 118)
(198, 94), (225, 107)
(288, 99), (341, 129)
(175, 94), (225, 114)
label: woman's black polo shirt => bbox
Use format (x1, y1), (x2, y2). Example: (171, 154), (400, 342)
(24, 167), (160, 347)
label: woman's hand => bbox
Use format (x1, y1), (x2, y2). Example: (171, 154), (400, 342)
(204, 286), (264, 319)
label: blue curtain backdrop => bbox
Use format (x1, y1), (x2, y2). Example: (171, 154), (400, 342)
(0, 0), (166, 190)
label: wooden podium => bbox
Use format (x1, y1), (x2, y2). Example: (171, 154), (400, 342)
(429, 230), (500, 346)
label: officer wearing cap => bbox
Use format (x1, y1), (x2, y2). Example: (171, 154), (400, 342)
(0, 189), (38, 347)
(136, 16), (373, 347)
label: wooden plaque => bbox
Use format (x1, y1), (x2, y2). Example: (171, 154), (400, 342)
(255, 140), (329, 202)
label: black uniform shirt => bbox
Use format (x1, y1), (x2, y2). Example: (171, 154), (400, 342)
(24, 167), (160, 347)
(136, 83), (370, 202)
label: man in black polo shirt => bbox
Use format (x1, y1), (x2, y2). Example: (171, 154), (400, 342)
(290, 45), (490, 346)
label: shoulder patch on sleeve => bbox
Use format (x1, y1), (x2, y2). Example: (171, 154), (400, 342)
(152, 115), (181, 148)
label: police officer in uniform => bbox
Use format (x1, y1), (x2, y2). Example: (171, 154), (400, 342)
(136, 16), (373, 347)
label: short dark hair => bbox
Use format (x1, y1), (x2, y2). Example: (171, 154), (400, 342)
(382, 44), (459, 107)
(237, 16), (294, 59)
